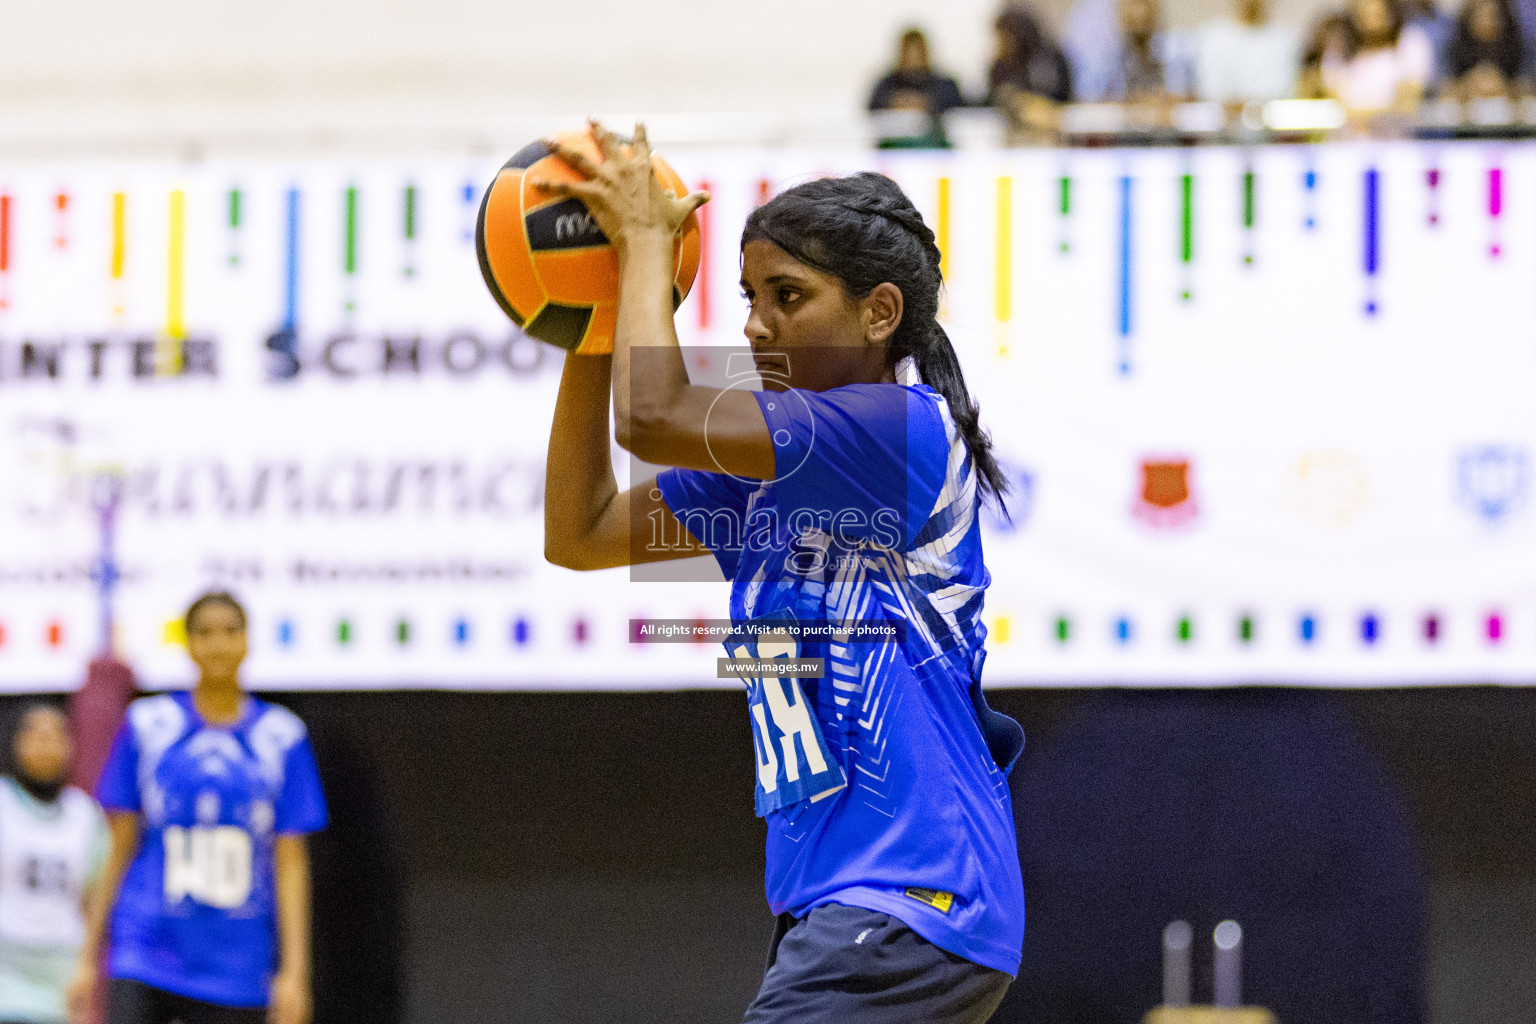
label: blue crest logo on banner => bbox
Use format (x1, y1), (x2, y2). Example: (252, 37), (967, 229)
(1456, 446), (1529, 525)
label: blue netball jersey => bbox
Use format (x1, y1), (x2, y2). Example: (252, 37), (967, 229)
(657, 382), (1026, 976)
(96, 692), (328, 1007)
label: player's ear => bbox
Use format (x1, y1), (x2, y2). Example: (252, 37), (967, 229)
(863, 283), (903, 346)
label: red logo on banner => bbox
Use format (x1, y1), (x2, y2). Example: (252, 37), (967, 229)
(1133, 458), (1199, 529)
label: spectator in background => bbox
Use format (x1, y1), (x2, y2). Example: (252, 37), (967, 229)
(1299, 13), (1361, 96)
(0, 702), (107, 1024)
(989, 3), (1073, 143)
(1512, 0), (1536, 73)
(1402, 0), (1458, 88)
(1063, 0), (1122, 99)
(1446, 0), (1526, 97)
(1194, 0), (1302, 104)
(868, 29), (965, 117)
(1105, 0), (1185, 100)
(1322, 0), (1434, 112)
(989, 5), (1074, 104)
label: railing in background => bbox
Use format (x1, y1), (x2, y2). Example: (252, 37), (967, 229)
(5, 99), (1536, 161)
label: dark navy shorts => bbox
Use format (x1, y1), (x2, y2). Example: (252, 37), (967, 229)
(106, 979), (266, 1024)
(741, 903), (1012, 1024)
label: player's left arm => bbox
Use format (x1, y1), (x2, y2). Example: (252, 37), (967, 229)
(269, 834), (313, 1024)
(538, 121), (778, 480)
(77, 806), (112, 923)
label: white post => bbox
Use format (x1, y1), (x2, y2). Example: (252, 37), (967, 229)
(1162, 920), (1192, 1007)
(1213, 919), (1243, 1008)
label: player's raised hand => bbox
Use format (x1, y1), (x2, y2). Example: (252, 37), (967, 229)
(536, 119), (708, 254)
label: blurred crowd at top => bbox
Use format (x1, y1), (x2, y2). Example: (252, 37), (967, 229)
(869, 0), (1534, 142)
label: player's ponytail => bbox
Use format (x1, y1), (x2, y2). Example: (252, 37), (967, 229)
(742, 172), (1009, 513)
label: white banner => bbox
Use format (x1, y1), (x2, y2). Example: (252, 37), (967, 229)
(1, 142), (1533, 690)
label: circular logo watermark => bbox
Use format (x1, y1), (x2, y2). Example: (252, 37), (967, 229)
(703, 352), (816, 485)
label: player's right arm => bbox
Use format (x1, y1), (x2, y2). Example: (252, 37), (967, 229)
(67, 811), (140, 1024)
(544, 351), (707, 570)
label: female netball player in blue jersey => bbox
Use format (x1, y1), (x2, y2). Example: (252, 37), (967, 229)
(540, 124), (1025, 1024)
(67, 593), (327, 1024)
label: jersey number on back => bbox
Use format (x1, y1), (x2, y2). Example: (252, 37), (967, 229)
(163, 825), (253, 909)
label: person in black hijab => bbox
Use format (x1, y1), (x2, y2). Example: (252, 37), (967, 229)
(1446, 0), (1526, 97)
(868, 28), (966, 115)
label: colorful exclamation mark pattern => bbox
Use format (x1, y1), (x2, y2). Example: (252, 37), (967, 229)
(1241, 166), (1256, 266)
(1426, 167), (1441, 227)
(403, 184), (417, 277)
(1058, 174), (1072, 254)
(161, 190), (185, 375)
(460, 182), (476, 243)
(54, 191), (69, 249)
(344, 185), (358, 312)
(1363, 167), (1380, 316)
(1179, 171), (1194, 301)
(1118, 175), (1133, 374)
(264, 188), (302, 379)
(995, 176), (1011, 355)
(227, 188), (243, 266)
(110, 192), (126, 317)
(1303, 165), (1318, 230)
(283, 187), (300, 335)
(0, 192), (11, 310)
(935, 175), (951, 282)
(696, 180), (711, 331)
(756, 178), (773, 208)
(1487, 166), (1502, 258)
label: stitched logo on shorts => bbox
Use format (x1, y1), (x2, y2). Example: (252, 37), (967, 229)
(904, 887), (954, 914)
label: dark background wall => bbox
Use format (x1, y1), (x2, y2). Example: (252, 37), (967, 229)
(7, 687), (1535, 1023)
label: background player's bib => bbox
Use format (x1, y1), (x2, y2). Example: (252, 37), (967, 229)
(724, 617), (847, 818)
(0, 783), (101, 947)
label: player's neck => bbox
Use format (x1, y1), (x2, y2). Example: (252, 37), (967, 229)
(192, 677), (245, 726)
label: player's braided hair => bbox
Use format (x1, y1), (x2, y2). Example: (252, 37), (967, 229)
(742, 171), (1009, 512)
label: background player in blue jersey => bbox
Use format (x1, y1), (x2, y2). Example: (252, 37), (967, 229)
(67, 593), (328, 1024)
(540, 124), (1025, 1023)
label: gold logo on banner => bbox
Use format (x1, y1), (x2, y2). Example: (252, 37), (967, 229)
(1293, 451), (1370, 526)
